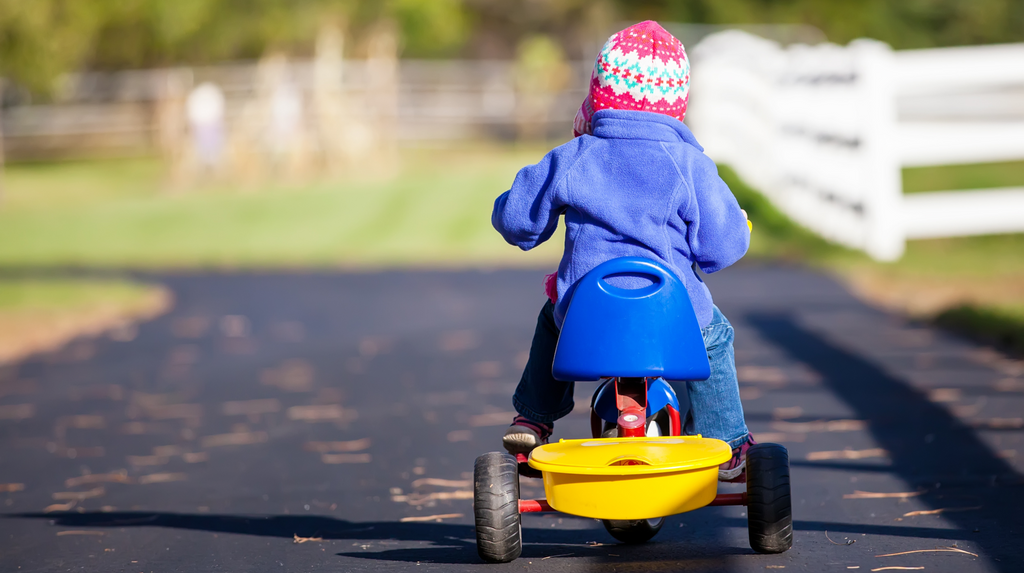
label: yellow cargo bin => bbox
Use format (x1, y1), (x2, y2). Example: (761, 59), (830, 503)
(527, 436), (732, 520)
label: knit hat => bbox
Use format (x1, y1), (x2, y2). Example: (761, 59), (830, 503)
(573, 21), (690, 137)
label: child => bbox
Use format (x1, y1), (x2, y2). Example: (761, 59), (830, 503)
(491, 21), (754, 481)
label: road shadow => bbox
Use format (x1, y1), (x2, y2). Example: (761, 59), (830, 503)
(711, 516), (979, 541)
(6, 510), (746, 567)
(4, 510), (559, 565)
(746, 312), (1024, 571)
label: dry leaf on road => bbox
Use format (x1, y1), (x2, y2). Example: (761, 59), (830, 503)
(844, 491), (923, 500)
(808, 448), (888, 461)
(391, 490), (473, 505)
(287, 405), (357, 422)
(52, 487), (104, 501)
(876, 547), (978, 558)
(127, 455), (169, 466)
(223, 399), (281, 416)
(201, 431), (268, 448)
(447, 430), (473, 442)
(468, 412), (517, 427)
(773, 406), (803, 420)
(304, 438), (371, 453)
(400, 513), (463, 522)
(0, 404), (35, 420)
(138, 473), (187, 485)
(44, 501), (77, 512)
(771, 419), (866, 433)
(903, 506), (981, 517)
(65, 471), (131, 488)
(411, 478), (471, 489)
(321, 453), (371, 464)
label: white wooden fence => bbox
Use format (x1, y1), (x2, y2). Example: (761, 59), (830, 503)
(687, 30), (1024, 260)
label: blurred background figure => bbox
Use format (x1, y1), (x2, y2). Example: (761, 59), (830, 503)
(185, 82), (226, 179)
(267, 66), (304, 174)
(312, 23), (351, 178)
(249, 54), (310, 182)
(362, 22), (400, 175)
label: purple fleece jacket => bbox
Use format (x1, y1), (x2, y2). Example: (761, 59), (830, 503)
(492, 109), (750, 329)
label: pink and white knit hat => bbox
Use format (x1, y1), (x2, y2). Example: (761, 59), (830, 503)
(573, 21), (690, 137)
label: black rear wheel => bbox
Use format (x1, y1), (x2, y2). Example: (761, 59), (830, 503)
(746, 443), (793, 553)
(474, 452), (522, 562)
(602, 517), (665, 543)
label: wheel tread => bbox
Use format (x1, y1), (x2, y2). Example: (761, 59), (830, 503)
(474, 452), (523, 562)
(746, 443), (794, 554)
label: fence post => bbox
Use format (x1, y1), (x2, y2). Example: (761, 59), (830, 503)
(852, 39), (903, 261)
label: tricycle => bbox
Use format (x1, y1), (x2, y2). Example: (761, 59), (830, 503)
(473, 257), (793, 562)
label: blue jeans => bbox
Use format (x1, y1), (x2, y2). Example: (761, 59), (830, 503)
(512, 301), (749, 449)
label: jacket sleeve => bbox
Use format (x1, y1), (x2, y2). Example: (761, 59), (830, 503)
(682, 154), (750, 273)
(491, 141), (578, 251)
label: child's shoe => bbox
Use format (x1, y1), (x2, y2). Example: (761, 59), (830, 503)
(719, 433), (757, 482)
(502, 415), (553, 455)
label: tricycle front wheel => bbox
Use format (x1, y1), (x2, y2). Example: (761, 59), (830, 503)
(602, 517), (664, 544)
(474, 452), (522, 562)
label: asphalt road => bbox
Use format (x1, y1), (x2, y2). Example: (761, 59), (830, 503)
(1, 265), (1022, 572)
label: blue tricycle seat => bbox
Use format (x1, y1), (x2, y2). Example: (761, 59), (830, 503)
(552, 257), (711, 382)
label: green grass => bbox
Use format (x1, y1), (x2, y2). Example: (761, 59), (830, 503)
(0, 278), (158, 311)
(0, 146), (563, 269)
(1, 158), (164, 208)
(903, 159), (1024, 194)
(879, 233), (1024, 279)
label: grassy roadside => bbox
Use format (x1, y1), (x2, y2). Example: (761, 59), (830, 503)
(0, 278), (171, 364)
(1, 148), (1021, 358)
(0, 146), (563, 269)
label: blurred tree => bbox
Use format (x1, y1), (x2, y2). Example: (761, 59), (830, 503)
(390, 0), (469, 57)
(2, 0), (1023, 97)
(82, 0), (468, 67)
(0, 0), (468, 96)
(0, 0), (104, 94)
(614, 0), (1024, 50)
(463, 0), (616, 59)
